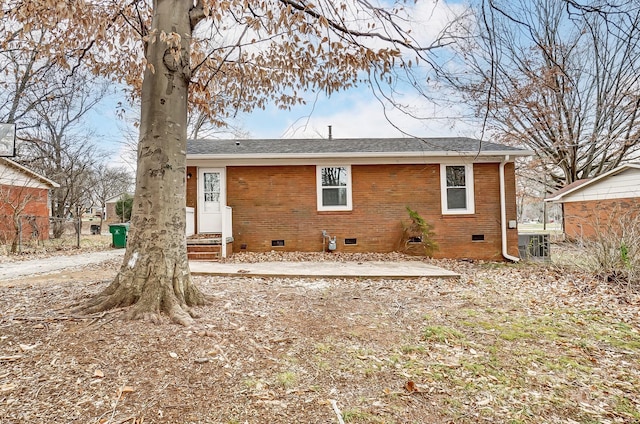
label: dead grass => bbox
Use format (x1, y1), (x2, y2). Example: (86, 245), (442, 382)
(0, 256), (639, 423)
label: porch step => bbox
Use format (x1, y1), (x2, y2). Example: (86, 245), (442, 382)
(188, 234), (222, 243)
(187, 243), (221, 261)
(188, 251), (220, 261)
(187, 235), (233, 261)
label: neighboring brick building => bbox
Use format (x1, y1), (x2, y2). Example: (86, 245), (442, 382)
(104, 192), (134, 224)
(186, 138), (530, 261)
(546, 163), (640, 240)
(0, 158), (59, 244)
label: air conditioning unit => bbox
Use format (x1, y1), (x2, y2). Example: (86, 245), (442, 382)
(518, 233), (550, 261)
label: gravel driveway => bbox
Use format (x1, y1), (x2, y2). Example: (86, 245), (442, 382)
(0, 250), (125, 281)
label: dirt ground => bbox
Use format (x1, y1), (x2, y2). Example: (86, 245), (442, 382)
(1, 253), (639, 424)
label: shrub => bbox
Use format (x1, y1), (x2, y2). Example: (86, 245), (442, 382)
(115, 194), (133, 222)
(399, 206), (438, 256)
(575, 205), (640, 289)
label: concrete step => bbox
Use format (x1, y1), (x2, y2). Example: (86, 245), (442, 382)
(188, 245), (222, 253)
(187, 243), (221, 261)
(188, 251), (220, 261)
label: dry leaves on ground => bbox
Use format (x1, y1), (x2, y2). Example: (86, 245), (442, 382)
(0, 252), (639, 423)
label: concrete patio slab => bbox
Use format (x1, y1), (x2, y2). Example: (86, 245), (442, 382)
(189, 260), (459, 279)
(0, 250), (458, 281)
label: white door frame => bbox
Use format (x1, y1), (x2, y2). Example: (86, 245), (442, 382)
(197, 167), (226, 234)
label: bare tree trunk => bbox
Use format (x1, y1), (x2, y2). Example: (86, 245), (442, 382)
(51, 192), (66, 238)
(11, 215), (20, 254)
(98, 209), (104, 234)
(81, 0), (205, 325)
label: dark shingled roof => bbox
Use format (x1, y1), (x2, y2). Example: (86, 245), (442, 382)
(187, 137), (529, 156)
(545, 179), (591, 200)
(545, 162), (640, 202)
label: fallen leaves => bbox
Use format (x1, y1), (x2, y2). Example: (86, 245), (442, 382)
(1, 251), (639, 423)
(1, 382), (17, 393)
(19, 343), (39, 351)
(404, 380), (418, 393)
(117, 386), (135, 397)
(0, 355), (22, 362)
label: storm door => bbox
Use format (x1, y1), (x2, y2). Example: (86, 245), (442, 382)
(197, 168), (225, 233)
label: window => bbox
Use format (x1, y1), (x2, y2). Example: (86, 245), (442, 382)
(440, 164), (474, 214)
(203, 171), (221, 212)
(317, 165), (352, 211)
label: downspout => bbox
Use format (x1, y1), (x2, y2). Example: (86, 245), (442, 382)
(221, 206), (227, 259)
(500, 156), (520, 262)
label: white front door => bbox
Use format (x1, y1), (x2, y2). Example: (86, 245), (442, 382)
(198, 168), (225, 233)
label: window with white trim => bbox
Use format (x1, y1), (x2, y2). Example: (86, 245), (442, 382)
(317, 165), (352, 211)
(441, 164), (475, 214)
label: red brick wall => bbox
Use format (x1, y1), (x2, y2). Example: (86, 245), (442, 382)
(0, 184), (51, 241)
(563, 197), (640, 240)
(105, 202), (116, 224)
(185, 162), (518, 260)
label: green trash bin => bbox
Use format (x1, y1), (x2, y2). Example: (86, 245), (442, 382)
(108, 223), (130, 248)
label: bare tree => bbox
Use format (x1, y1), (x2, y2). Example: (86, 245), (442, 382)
(188, 110), (250, 140)
(89, 164), (133, 231)
(0, 29), (66, 132)
(446, 0), (640, 188)
(18, 73), (109, 237)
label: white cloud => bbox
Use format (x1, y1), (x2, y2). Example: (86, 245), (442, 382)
(246, 87), (480, 140)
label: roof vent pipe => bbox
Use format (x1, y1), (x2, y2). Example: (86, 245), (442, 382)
(328, 125), (332, 140)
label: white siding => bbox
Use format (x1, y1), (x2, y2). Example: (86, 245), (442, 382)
(562, 168), (640, 202)
(0, 162), (50, 189)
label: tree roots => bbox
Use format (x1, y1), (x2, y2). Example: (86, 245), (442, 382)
(75, 253), (206, 326)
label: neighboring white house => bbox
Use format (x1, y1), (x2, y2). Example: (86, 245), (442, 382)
(546, 163), (640, 239)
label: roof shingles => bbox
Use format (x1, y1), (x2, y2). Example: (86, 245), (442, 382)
(186, 137), (529, 156)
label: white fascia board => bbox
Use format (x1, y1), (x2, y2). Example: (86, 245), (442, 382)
(545, 193), (570, 202)
(186, 151), (528, 167)
(0, 158), (60, 188)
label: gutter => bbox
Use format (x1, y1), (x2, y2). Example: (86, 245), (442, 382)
(187, 150), (532, 161)
(499, 156), (520, 262)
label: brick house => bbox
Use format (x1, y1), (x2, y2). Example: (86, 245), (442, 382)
(545, 163), (640, 240)
(186, 137), (530, 260)
(104, 192), (133, 224)
(0, 158), (59, 243)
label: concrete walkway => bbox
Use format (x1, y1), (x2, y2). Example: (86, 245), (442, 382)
(190, 260), (459, 279)
(0, 250), (126, 281)
(0, 249), (458, 281)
